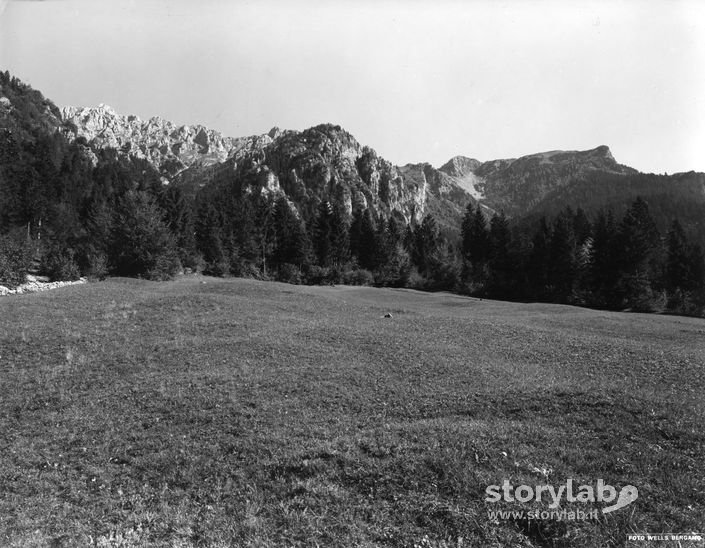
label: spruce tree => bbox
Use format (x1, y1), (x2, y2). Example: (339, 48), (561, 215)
(548, 214), (576, 302)
(616, 197), (661, 310)
(313, 200), (333, 266)
(111, 190), (181, 280)
(195, 201), (227, 275)
(329, 204), (350, 269)
(666, 219), (690, 294)
(527, 217), (551, 300)
(487, 213), (512, 297)
(412, 214), (440, 275)
(461, 203), (490, 280)
(350, 209), (378, 271)
(589, 210), (620, 307)
(272, 196), (309, 268)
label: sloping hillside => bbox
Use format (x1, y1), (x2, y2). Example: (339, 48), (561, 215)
(1, 277), (703, 546)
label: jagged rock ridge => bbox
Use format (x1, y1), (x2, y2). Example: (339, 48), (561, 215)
(208, 124), (442, 225)
(60, 101), (700, 236)
(61, 103), (474, 227)
(61, 104), (273, 179)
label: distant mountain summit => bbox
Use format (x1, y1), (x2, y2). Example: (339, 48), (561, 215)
(437, 145), (635, 217)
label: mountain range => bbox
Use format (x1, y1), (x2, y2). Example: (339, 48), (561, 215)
(3, 72), (705, 243)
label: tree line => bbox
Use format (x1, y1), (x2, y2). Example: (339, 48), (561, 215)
(1, 125), (703, 316)
(460, 199), (705, 315)
(1, 71), (703, 315)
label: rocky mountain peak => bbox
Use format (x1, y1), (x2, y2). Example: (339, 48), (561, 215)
(590, 144), (614, 161)
(438, 155), (482, 177)
(60, 104), (273, 177)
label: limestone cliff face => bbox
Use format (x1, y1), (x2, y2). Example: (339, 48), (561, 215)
(215, 124), (445, 225)
(60, 103), (641, 230)
(60, 104), (272, 178)
(60, 107), (464, 225)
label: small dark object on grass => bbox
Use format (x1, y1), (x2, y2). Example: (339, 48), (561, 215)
(384, 313), (393, 318)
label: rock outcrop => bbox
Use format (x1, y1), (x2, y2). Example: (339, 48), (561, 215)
(60, 107), (472, 226)
(461, 145), (635, 216)
(209, 124), (449, 225)
(0, 275), (87, 296)
(61, 104), (273, 179)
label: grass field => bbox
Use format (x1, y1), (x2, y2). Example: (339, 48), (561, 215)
(0, 276), (703, 547)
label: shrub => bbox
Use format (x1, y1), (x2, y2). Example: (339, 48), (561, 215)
(0, 231), (33, 288)
(276, 263), (303, 285)
(240, 263), (264, 280)
(406, 268), (426, 290)
(343, 268), (375, 286)
(44, 248), (81, 282)
(667, 289), (705, 317)
(205, 260), (230, 277)
(304, 265), (330, 285)
(145, 253), (182, 282)
(85, 251), (109, 281)
(180, 251), (205, 274)
(426, 259), (461, 292)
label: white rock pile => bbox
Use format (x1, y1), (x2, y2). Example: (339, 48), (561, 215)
(0, 275), (87, 296)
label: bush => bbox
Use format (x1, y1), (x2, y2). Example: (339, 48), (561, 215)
(145, 253), (182, 282)
(85, 252), (109, 281)
(240, 263), (264, 280)
(43, 246), (81, 282)
(0, 231), (33, 289)
(406, 268), (426, 290)
(667, 289), (705, 317)
(205, 260), (230, 277)
(304, 265), (330, 285)
(180, 251), (205, 274)
(276, 263), (302, 285)
(343, 268), (375, 286)
(618, 272), (665, 312)
(426, 259), (461, 291)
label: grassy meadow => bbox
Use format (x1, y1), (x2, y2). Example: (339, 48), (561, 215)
(0, 277), (703, 547)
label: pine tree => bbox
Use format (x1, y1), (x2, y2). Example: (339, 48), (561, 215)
(666, 219), (690, 294)
(616, 197), (661, 310)
(253, 194), (276, 277)
(312, 200), (333, 266)
(527, 217), (551, 300)
(589, 210), (620, 307)
(272, 196), (309, 268)
(161, 185), (198, 269)
(548, 214), (576, 302)
(351, 209), (378, 271)
(487, 213), (512, 296)
(195, 200), (227, 275)
(412, 214), (440, 275)
(572, 207), (592, 246)
(349, 209), (364, 262)
(665, 220), (705, 312)
(329, 204), (350, 269)
(111, 190), (181, 280)
(461, 203), (490, 281)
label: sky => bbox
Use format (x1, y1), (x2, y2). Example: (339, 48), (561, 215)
(0, 0), (703, 173)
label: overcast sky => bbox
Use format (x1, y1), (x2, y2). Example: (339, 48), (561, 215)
(0, 0), (703, 173)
